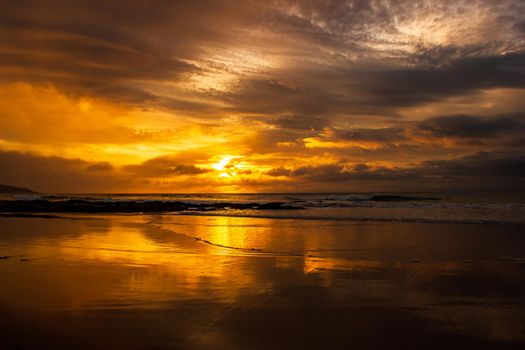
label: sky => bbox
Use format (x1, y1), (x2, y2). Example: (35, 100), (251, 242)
(1, 0), (524, 193)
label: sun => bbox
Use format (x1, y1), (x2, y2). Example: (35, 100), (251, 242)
(211, 155), (249, 178)
(212, 155), (238, 177)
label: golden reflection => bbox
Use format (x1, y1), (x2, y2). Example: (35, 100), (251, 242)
(3, 216), (264, 306)
(1, 215), (525, 345)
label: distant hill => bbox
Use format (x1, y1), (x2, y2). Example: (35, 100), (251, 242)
(0, 184), (37, 194)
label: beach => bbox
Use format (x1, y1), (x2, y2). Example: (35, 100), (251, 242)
(1, 212), (524, 349)
(3, 0), (525, 348)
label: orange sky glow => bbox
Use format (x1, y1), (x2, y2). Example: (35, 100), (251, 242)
(1, 1), (524, 193)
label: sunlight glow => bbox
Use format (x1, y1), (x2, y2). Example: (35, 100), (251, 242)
(211, 155), (253, 179)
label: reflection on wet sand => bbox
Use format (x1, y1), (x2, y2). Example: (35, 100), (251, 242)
(0, 215), (524, 349)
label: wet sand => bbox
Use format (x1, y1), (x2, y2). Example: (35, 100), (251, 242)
(0, 214), (524, 349)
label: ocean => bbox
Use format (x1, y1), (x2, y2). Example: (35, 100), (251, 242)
(4, 191), (525, 224)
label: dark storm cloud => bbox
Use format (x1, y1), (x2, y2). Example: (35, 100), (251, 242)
(245, 110), (525, 157)
(266, 163), (416, 181)
(418, 114), (525, 138)
(0, 150), (121, 192)
(267, 115), (327, 131)
(326, 127), (407, 143)
(0, 0), (266, 107)
(244, 128), (313, 154)
(123, 155), (209, 177)
(224, 0), (525, 116)
(0, 150), (212, 192)
(267, 152), (525, 182)
(1, 15), (194, 100)
(221, 79), (309, 114)
(345, 53), (525, 108)
(221, 52), (525, 117)
(514, 20), (525, 33)
(243, 115), (328, 153)
(86, 162), (114, 172)
(302, 112), (525, 150)
(423, 152), (525, 178)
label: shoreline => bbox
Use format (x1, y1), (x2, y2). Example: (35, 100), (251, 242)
(1, 210), (523, 226)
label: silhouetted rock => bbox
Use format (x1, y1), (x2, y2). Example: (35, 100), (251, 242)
(256, 202), (304, 210)
(0, 199), (304, 213)
(0, 184), (36, 194)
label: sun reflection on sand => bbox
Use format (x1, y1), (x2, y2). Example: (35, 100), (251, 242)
(0, 215), (525, 346)
(25, 216), (275, 304)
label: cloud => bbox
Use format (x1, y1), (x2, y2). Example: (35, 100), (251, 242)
(0, 150), (216, 192)
(302, 112), (525, 151)
(423, 151), (525, 178)
(0, 0), (266, 109)
(346, 53), (525, 109)
(418, 114), (525, 138)
(217, 53), (525, 118)
(267, 163), (416, 181)
(266, 151), (525, 182)
(86, 162), (114, 172)
(263, 115), (327, 131)
(513, 20), (525, 33)
(0, 150), (122, 192)
(323, 127), (408, 143)
(123, 155), (209, 177)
